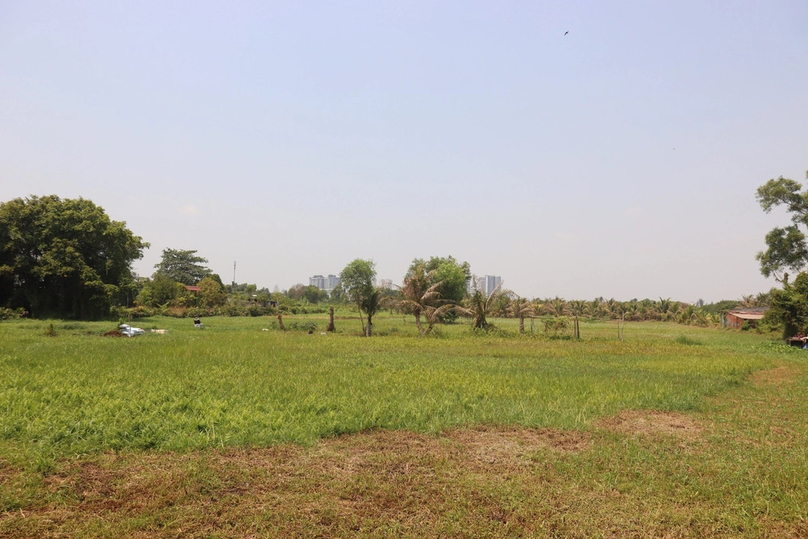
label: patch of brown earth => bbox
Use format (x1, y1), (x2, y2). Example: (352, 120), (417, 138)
(598, 410), (704, 440)
(750, 366), (800, 386)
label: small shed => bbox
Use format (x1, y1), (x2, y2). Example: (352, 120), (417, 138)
(725, 308), (767, 329)
(186, 286), (201, 293)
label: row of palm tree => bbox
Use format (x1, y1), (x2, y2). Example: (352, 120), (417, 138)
(393, 269), (765, 334)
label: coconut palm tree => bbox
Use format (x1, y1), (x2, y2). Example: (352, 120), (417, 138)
(458, 283), (506, 330)
(508, 296), (534, 333)
(361, 287), (384, 337)
(398, 264), (452, 335)
(543, 297), (568, 317)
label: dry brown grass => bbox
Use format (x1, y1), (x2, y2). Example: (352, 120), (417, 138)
(598, 410), (705, 441)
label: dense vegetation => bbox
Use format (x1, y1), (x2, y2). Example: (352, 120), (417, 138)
(0, 196), (147, 319)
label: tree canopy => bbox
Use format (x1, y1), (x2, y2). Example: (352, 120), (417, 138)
(339, 258), (380, 336)
(406, 256), (470, 304)
(0, 195), (147, 318)
(756, 170), (808, 337)
(154, 248), (212, 286)
(756, 172), (808, 280)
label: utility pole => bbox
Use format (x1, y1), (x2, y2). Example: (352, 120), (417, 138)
(232, 261), (236, 292)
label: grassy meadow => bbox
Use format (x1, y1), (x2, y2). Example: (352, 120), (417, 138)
(1, 313), (807, 537)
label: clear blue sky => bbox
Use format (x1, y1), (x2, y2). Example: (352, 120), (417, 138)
(2, 1), (807, 302)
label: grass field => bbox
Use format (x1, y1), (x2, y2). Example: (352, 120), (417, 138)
(1, 314), (807, 537)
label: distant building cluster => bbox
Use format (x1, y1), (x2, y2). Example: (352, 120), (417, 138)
(469, 275), (502, 296)
(309, 274), (340, 293)
(379, 279), (393, 290)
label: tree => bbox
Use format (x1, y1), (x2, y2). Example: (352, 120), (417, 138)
(0, 195), (148, 318)
(405, 256), (470, 322)
(286, 283), (305, 300)
(339, 259), (379, 336)
(198, 276), (227, 308)
(458, 281), (506, 330)
(135, 272), (186, 307)
(755, 170), (808, 336)
(507, 296), (534, 333)
(756, 172), (808, 280)
(302, 285), (328, 304)
(399, 262), (453, 335)
(153, 248), (211, 286)
(766, 273), (808, 338)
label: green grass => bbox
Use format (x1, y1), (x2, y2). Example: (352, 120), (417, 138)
(2, 314), (807, 536)
(0, 315), (783, 466)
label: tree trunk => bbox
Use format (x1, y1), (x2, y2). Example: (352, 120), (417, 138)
(326, 306), (335, 332)
(414, 308), (424, 334)
(365, 314), (372, 337)
(519, 315), (525, 334)
(278, 313), (285, 331)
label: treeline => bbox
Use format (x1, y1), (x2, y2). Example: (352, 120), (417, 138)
(0, 195), (767, 327)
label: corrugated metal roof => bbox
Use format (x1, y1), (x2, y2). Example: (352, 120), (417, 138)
(727, 310), (766, 320)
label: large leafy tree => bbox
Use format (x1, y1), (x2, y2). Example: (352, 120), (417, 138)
(153, 248), (211, 286)
(0, 195), (147, 318)
(755, 170), (808, 337)
(339, 258), (379, 336)
(756, 172), (808, 280)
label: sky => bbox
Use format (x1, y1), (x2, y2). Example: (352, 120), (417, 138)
(2, 1), (807, 302)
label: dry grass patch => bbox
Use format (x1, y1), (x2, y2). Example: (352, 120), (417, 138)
(4, 426), (593, 537)
(750, 365), (800, 386)
(598, 410), (705, 441)
(445, 425), (590, 467)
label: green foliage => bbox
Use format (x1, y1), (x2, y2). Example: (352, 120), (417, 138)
(339, 259), (380, 336)
(135, 273), (187, 307)
(153, 248), (212, 286)
(0, 195), (147, 319)
(198, 277), (227, 308)
(406, 256), (470, 317)
(765, 272), (808, 338)
(755, 172), (808, 279)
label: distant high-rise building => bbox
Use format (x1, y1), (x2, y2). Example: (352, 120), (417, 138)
(380, 279), (393, 290)
(310, 274), (340, 293)
(309, 275), (326, 289)
(327, 274), (340, 291)
(485, 275), (502, 296)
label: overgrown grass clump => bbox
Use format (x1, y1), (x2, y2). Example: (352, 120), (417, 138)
(0, 315), (778, 470)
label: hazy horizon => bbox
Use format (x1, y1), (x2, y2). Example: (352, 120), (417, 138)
(3, 2), (807, 302)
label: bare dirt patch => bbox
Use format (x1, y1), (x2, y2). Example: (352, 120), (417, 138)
(750, 366), (800, 386)
(598, 410), (704, 440)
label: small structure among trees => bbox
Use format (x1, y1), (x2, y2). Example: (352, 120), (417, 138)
(724, 309), (767, 329)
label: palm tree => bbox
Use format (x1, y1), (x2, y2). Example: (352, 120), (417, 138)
(458, 283), (506, 330)
(508, 296), (534, 333)
(543, 297), (567, 317)
(361, 288), (384, 337)
(398, 264), (451, 335)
